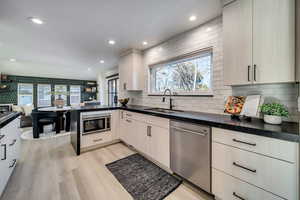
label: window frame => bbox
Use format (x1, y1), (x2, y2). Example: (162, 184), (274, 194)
(107, 76), (119, 105)
(54, 85), (68, 105)
(148, 48), (213, 96)
(37, 84), (52, 107)
(18, 83), (34, 105)
(70, 85), (81, 106)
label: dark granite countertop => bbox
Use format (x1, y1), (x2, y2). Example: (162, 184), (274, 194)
(71, 104), (300, 143)
(0, 112), (21, 129)
(71, 105), (120, 112)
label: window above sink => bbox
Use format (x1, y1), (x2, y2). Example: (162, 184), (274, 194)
(148, 48), (213, 96)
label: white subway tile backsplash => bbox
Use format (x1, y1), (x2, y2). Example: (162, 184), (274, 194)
(123, 17), (299, 122)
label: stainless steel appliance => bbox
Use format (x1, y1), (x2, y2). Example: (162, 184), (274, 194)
(170, 120), (211, 193)
(81, 111), (111, 135)
(0, 104), (12, 114)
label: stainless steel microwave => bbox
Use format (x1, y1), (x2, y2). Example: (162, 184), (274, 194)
(81, 111), (111, 135)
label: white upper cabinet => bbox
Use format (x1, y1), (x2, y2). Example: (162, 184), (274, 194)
(223, 0), (295, 86)
(223, 0), (253, 85)
(119, 49), (144, 91)
(296, 0), (300, 81)
(252, 0), (295, 84)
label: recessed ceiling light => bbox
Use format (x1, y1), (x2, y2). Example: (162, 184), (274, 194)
(9, 58), (16, 62)
(189, 15), (197, 21)
(206, 27), (212, 32)
(108, 40), (115, 45)
(87, 68), (91, 71)
(100, 60), (105, 64)
(143, 41), (148, 46)
(28, 17), (44, 25)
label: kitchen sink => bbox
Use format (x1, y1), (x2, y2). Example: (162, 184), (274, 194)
(144, 108), (184, 114)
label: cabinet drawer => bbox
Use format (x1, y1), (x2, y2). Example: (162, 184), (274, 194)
(2, 118), (20, 137)
(212, 127), (298, 163)
(212, 169), (284, 200)
(81, 133), (112, 148)
(212, 142), (298, 200)
(123, 111), (169, 129)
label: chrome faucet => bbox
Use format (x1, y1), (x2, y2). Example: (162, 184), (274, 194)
(162, 88), (174, 110)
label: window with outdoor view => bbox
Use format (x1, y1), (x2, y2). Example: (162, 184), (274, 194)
(18, 83), (33, 105)
(149, 50), (212, 95)
(37, 84), (51, 107)
(54, 85), (67, 105)
(70, 85), (81, 105)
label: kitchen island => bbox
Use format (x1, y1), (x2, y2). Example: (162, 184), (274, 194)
(0, 112), (21, 196)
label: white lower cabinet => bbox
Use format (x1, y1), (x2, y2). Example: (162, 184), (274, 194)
(0, 134), (10, 196)
(132, 120), (148, 154)
(119, 111), (127, 142)
(212, 169), (284, 200)
(148, 125), (170, 168)
(81, 132), (112, 148)
(119, 111), (170, 168)
(0, 117), (21, 197)
(81, 110), (120, 149)
(111, 110), (120, 140)
(212, 128), (299, 200)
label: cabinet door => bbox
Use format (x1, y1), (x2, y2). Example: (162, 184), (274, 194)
(123, 118), (135, 146)
(253, 0), (295, 84)
(133, 121), (148, 154)
(119, 54), (133, 93)
(223, 0), (253, 85)
(148, 125), (170, 168)
(119, 112), (128, 142)
(0, 133), (10, 196)
(297, 0), (300, 81)
(111, 110), (120, 140)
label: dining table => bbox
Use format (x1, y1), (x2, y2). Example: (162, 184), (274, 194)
(38, 106), (72, 133)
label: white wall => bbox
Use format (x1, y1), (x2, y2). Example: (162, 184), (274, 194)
(97, 68), (118, 105)
(122, 17), (298, 122)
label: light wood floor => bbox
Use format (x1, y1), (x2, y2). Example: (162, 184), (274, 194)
(1, 135), (213, 200)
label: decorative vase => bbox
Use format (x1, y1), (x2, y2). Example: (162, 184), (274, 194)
(263, 115), (282, 125)
(54, 95), (65, 108)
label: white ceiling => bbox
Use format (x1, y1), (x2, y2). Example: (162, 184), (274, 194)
(0, 0), (222, 80)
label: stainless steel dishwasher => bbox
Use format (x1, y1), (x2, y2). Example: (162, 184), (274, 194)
(170, 120), (211, 193)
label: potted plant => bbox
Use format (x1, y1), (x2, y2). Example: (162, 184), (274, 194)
(260, 103), (289, 125)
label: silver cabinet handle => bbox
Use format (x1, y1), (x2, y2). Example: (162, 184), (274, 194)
(9, 159), (17, 168)
(233, 192), (246, 200)
(232, 138), (256, 146)
(93, 138), (103, 142)
(233, 162), (256, 173)
(123, 83), (127, 90)
(1, 144), (7, 160)
(126, 119), (132, 123)
(247, 65), (251, 82)
(9, 139), (17, 146)
(253, 64), (257, 81)
(0, 135), (4, 141)
(126, 113), (132, 117)
(171, 126), (207, 136)
(147, 126), (152, 137)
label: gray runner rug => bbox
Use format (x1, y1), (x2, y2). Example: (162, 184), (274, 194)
(106, 153), (182, 200)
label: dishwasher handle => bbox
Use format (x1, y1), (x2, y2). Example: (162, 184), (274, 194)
(171, 126), (208, 137)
